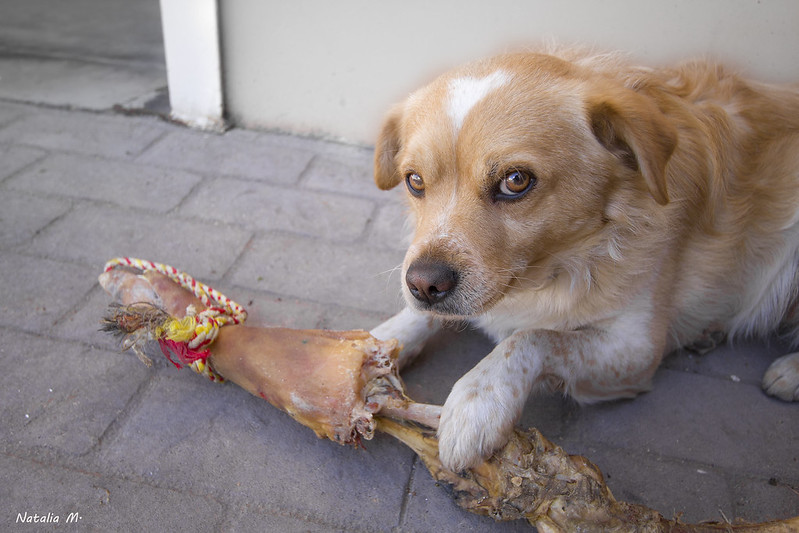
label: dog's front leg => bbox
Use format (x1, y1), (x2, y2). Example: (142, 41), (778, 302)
(438, 324), (661, 471)
(370, 307), (442, 370)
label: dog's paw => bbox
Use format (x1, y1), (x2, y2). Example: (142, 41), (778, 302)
(437, 372), (522, 471)
(763, 352), (799, 401)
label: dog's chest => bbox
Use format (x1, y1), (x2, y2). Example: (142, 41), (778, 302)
(473, 291), (581, 342)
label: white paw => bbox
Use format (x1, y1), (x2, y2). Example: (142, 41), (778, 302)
(437, 371), (524, 471)
(763, 352), (799, 401)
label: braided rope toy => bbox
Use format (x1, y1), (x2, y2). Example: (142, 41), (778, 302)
(103, 257), (247, 382)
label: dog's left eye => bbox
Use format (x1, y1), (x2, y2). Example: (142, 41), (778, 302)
(497, 170), (536, 199)
(406, 172), (425, 197)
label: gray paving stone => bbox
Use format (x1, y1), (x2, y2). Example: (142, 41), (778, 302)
(259, 129), (375, 160)
(221, 507), (340, 533)
(6, 153), (203, 212)
(302, 153), (385, 201)
(731, 476), (799, 522)
(0, 144), (46, 181)
(230, 233), (405, 315)
(574, 367), (799, 479)
(0, 190), (70, 249)
(0, 102), (29, 127)
(28, 203), (252, 280)
(99, 371), (414, 531)
(317, 304), (389, 333)
(368, 199), (413, 252)
(179, 177), (376, 241)
(663, 338), (792, 386)
(0, 328), (150, 456)
(0, 55), (166, 110)
(0, 0), (165, 65)
(137, 128), (314, 182)
(0, 454), (223, 532)
(0, 253), (96, 332)
(575, 445), (733, 524)
(0, 108), (166, 158)
(236, 290), (330, 330)
(50, 283), (125, 349)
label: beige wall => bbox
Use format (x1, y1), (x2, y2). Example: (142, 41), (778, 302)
(219, 0), (799, 146)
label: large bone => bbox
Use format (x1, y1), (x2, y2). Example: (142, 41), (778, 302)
(379, 419), (799, 532)
(99, 268), (799, 532)
(99, 268), (438, 443)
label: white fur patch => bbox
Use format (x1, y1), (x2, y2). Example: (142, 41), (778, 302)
(447, 70), (511, 133)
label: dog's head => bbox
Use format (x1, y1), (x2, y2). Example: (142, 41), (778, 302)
(375, 52), (677, 319)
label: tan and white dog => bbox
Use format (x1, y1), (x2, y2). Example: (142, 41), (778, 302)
(369, 48), (799, 472)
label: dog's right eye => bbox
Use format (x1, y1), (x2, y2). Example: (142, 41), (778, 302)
(495, 170), (536, 200)
(406, 173), (425, 197)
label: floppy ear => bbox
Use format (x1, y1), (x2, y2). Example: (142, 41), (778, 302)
(374, 104), (405, 190)
(587, 86), (677, 205)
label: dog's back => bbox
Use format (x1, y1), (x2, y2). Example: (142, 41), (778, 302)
(644, 62), (799, 349)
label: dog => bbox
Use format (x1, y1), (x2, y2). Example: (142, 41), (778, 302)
(368, 47), (799, 472)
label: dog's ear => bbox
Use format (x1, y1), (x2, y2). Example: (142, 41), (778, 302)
(587, 86), (677, 205)
(374, 104), (405, 190)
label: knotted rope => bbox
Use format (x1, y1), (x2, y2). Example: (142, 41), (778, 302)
(103, 257), (248, 382)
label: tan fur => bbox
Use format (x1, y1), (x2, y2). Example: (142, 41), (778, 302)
(371, 48), (799, 471)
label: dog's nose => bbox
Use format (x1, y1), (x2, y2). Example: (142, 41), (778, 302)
(405, 260), (458, 305)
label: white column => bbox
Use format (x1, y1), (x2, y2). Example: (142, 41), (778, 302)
(159, 0), (225, 131)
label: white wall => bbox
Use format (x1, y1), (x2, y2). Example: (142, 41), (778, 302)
(219, 0), (799, 146)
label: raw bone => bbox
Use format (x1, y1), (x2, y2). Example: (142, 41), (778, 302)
(99, 268), (438, 442)
(98, 268), (799, 532)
